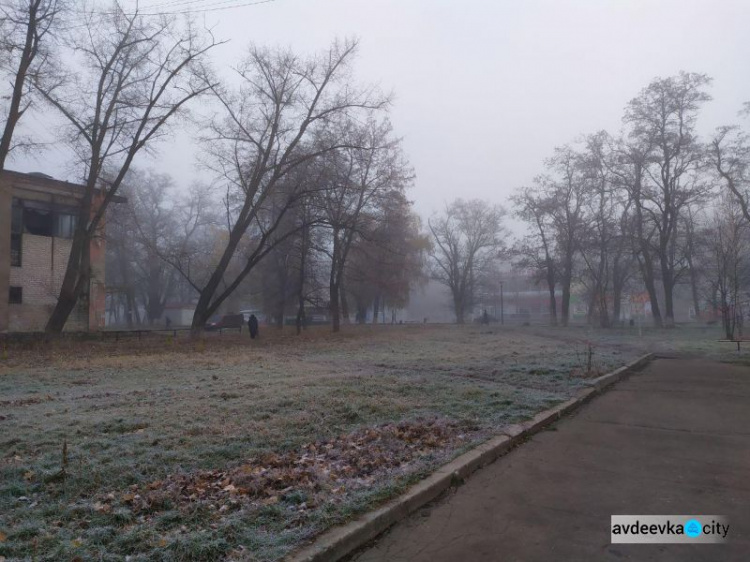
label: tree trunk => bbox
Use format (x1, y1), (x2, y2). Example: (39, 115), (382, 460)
(295, 227), (307, 336)
(372, 295), (380, 324)
(546, 272), (558, 327)
(46, 221), (91, 332)
(612, 272), (623, 327)
(631, 172), (663, 329)
(330, 283), (340, 333)
(598, 289), (610, 328)
(0, 0), (40, 171)
(688, 262), (701, 321)
(454, 292), (465, 324)
(637, 249), (663, 328)
(661, 260), (675, 328)
(340, 279), (350, 324)
(190, 227), (246, 335)
(561, 277), (571, 327)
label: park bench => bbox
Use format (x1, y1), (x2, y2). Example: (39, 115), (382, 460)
(105, 327), (191, 341)
(718, 339), (747, 352)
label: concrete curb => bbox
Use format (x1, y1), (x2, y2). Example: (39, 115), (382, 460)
(286, 353), (653, 562)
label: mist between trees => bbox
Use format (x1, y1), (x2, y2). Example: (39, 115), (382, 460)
(2, 3), (749, 337)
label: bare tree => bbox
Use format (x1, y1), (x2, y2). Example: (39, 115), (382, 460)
(511, 184), (558, 325)
(547, 146), (587, 326)
(429, 199), (505, 324)
(36, 4), (218, 332)
(608, 139), (665, 327)
(578, 132), (618, 327)
(107, 172), (218, 327)
(0, 0), (62, 170)
(513, 145), (586, 327)
(188, 39), (388, 334)
(316, 117), (412, 332)
(623, 71), (713, 326)
(701, 195), (750, 339)
(710, 125), (750, 222)
(346, 188), (427, 324)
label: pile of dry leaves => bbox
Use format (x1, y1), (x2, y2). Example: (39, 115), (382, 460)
(105, 418), (469, 517)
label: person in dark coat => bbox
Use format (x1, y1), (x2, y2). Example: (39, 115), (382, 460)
(248, 314), (259, 339)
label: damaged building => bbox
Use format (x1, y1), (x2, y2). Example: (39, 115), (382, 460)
(0, 170), (107, 332)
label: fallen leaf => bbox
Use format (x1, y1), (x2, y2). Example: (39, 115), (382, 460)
(93, 502), (111, 513)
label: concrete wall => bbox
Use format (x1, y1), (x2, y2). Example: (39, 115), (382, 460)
(0, 181), (10, 332)
(7, 234), (88, 331)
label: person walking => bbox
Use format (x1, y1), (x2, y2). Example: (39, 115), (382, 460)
(248, 314), (259, 340)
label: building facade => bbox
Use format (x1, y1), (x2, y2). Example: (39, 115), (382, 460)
(0, 170), (107, 332)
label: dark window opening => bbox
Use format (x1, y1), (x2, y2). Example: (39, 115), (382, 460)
(10, 233), (22, 267)
(14, 199), (79, 239)
(24, 206), (54, 236)
(11, 201), (23, 233)
(9, 286), (22, 304)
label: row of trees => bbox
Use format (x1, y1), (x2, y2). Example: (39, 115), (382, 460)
(512, 72), (750, 335)
(1, 1), (427, 334)
(108, 119), (426, 333)
(4, 3), (748, 334)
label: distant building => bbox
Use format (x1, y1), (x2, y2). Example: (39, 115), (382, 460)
(0, 170), (108, 332)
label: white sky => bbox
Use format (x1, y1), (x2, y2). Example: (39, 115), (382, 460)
(12, 0), (750, 221)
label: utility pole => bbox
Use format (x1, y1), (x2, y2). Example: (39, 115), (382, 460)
(500, 281), (504, 325)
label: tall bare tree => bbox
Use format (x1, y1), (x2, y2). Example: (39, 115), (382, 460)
(0, 0), (62, 170)
(608, 139), (665, 326)
(189, 39), (387, 334)
(513, 146), (586, 327)
(548, 145), (588, 326)
(346, 188), (427, 324)
(316, 118), (411, 332)
(701, 195), (750, 339)
(429, 199), (505, 324)
(36, 4), (218, 331)
(710, 125), (750, 222)
(623, 71), (712, 326)
(578, 132), (618, 327)
(512, 184), (558, 325)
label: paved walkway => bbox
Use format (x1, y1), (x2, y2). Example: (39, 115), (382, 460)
(354, 358), (750, 561)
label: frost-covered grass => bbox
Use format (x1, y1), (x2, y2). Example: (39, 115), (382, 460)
(0, 325), (634, 561)
(528, 322), (748, 362)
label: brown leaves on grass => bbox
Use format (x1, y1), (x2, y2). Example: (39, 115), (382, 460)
(0, 394), (54, 408)
(109, 419), (466, 517)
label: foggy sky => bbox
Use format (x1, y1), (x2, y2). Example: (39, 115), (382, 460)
(12, 0), (750, 222)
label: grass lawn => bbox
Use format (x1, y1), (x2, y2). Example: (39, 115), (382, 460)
(529, 322), (748, 361)
(2, 324), (641, 561)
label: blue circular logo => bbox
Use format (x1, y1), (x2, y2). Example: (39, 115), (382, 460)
(685, 519), (702, 538)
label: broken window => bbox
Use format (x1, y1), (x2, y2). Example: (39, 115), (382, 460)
(9, 286), (22, 304)
(11, 200), (23, 267)
(11, 199), (79, 242)
(23, 202), (54, 237)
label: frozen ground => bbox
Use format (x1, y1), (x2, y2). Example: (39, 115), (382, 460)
(0, 325), (646, 561)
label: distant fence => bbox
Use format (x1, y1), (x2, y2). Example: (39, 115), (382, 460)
(0, 325), (249, 345)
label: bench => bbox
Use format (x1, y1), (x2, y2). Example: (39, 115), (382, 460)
(718, 339), (747, 352)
